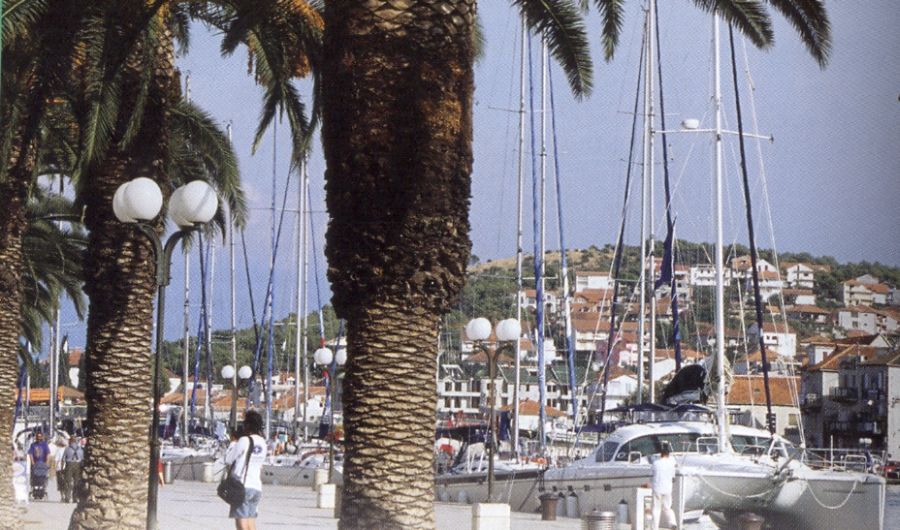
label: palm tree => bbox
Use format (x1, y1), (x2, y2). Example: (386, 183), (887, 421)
(0, 2), (86, 525)
(19, 191), (87, 348)
(66, 2), (317, 524)
(319, 1), (829, 528)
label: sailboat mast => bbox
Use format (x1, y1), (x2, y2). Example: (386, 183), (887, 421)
(229, 123), (238, 428)
(205, 231), (216, 425)
(637, 7), (650, 406)
(513, 15), (526, 458)
(293, 157), (307, 438)
(713, 12), (728, 453)
(538, 32), (549, 452)
(301, 172), (310, 441)
(182, 73), (192, 441)
(647, 0), (657, 403)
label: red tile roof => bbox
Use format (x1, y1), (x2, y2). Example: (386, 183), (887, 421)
(727, 375), (799, 407)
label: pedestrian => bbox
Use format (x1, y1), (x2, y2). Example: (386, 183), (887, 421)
(62, 436), (84, 503)
(54, 439), (67, 501)
(27, 431), (51, 499)
(651, 442), (678, 530)
(224, 410), (267, 530)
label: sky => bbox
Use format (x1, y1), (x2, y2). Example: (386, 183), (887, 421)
(52, 1), (900, 351)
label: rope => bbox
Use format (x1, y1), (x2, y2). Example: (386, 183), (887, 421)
(802, 478), (861, 510)
(727, 24), (774, 434)
(527, 29), (546, 451)
(547, 60), (578, 422)
(597, 23), (647, 425)
(692, 472), (780, 500)
(653, 0), (683, 371)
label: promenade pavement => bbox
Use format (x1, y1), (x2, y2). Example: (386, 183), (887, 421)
(22, 479), (582, 529)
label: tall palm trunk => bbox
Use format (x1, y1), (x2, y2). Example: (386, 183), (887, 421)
(0, 156), (33, 530)
(69, 24), (176, 530)
(322, 2), (475, 528)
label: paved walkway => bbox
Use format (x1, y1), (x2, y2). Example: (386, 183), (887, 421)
(22, 479), (583, 529)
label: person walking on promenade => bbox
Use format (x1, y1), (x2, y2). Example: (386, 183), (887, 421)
(54, 438), (67, 501)
(651, 442), (678, 530)
(224, 410), (267, 530)
(61, 436), (84, 503)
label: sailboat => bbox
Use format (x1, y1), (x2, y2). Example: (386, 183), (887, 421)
(438, 5), (885, 529)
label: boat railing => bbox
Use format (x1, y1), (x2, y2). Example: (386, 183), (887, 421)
(696, 436), (721, 454)
(801, 447), (885, 473)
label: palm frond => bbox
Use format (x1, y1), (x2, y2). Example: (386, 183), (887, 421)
(765, 0), (830, 67)
(514, 0), (594, 98)
(592, 0), (626, 61)
(169, 99), (247, 228)
(692, 0), (773, 50)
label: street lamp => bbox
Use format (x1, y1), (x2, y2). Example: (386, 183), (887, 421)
(315, 346), (345, 481)
(466, 317), (521, 501)
(221, 364), (252, 429)
(113, 177), (218, 530)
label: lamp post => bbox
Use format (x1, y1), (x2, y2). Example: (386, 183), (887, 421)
(314, 345), (346, 482)
(466, 317), (521, 502)
(112, 177), (218, 530)
(221, 364), (252, 429)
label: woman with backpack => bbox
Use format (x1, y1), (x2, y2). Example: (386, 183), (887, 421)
(224, 410), (267, 530)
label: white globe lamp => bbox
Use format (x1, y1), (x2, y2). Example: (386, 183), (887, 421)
(221, 365), (235, 380)
(314, 347), (334, 366)
(112, 183), (136, 222)
(122, 177), (164, 221)
(237, 365), (253, 380)
(335, 349), (347, 366)
(496, 318), (521, 342)
(170, 180), (218, 226)
(466, 317), (492, 341)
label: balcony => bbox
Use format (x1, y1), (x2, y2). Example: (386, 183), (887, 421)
(856, 421), (883, 435)
(800, 394), (822, 411)
(829, 386), (859, 403)
(826, 420), (852, 432)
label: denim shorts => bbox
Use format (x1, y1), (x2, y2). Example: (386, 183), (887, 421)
(229, 488), (262, 519)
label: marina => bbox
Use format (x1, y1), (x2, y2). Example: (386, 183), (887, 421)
(2, 1), (897, 529)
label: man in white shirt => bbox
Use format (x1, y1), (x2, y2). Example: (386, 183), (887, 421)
(651, 442), (678, 530)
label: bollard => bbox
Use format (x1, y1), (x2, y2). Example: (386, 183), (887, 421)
(566, 488), (580, 518)
(201, 462), (215, 483)
(317, 483), (336, 510)
(738, 512), (764, 530)
(313, 468), (329, 491)
(472, 502), (511, 530)
(556, 492), (567, 518)
(163, 461), (175, 484)
(617, 499), (629, 525)
(582, 510), (616, 530)
(539, 493), (559, 521)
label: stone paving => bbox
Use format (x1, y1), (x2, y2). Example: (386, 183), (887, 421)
(21, 478), (583, 529)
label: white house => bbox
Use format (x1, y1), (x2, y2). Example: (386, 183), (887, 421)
(783, 289), (816, 306)
(519, 288), (560, 314)
(834, 306), (879, 335)
(747, 321), (797, 358)
(575, 271), (612, 292)
(782, 262), (816, 289)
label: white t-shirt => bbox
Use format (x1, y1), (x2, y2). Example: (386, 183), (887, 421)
(225, 434), (267, 492)
(651, 455), (677, 496)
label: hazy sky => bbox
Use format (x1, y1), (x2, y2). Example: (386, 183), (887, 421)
(53, 2), (899, 350)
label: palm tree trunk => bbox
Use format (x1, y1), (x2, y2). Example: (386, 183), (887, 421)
(69, 25), (175, 530)
(0, 158), (32, 530)
(341, 305), (440, 528)
(322, 2), (475, 528)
